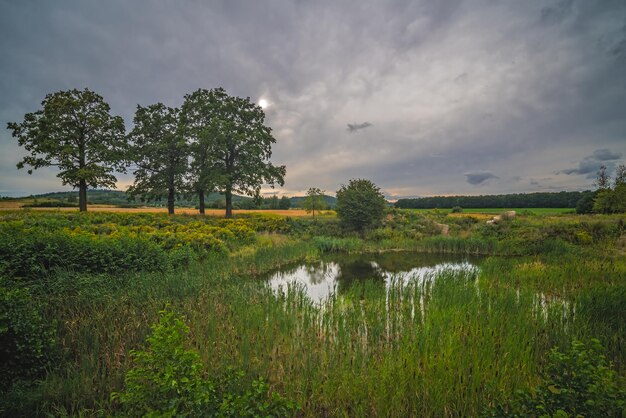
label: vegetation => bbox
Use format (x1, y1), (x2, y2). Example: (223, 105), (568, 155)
(0, 198), (625, 416)
(489, 339), (626, 417)
(396, 191), (593, 209)
(112, 309), (296, 417)
(302, 187), (326, 217)
(7, 88), (127, 212)
(128, 103), (187, 215)
(195, 91), (285, 218)
(335, 178), (387, 232)
(593, 164), (626, 214)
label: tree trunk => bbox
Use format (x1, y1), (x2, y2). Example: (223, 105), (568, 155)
(167, 187), (175, 215)
(225, 187), (233, 218)
(198, 189), (205, 215)
(79, 180), (87, 212)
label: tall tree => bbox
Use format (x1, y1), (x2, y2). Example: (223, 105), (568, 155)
(303, 187), (326, 218)
(206, 92), (285, 218)
(180, 88), (226, 214)
(7, 88), (127, 211)
(335, 178), (387, 232)
(127, 104), (186, 215)
(595, 165), (610, 190)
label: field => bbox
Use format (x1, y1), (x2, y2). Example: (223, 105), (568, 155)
(1, 208), (625, 416)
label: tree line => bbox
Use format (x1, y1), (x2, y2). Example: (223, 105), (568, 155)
(7, 88), (285, 217)
(395, 191), (594, 210)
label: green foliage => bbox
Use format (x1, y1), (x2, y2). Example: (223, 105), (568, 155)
(576, 193), (595, 214)
(0, 286), (56, 391)
(395, 191), (591, 209)
(335, 178), (387, 232)
(278, 195), (291, 210)
(181, 88), (285, 218)
(112, 309), (297, 417)
(0, 212), (284, 278)
(112, 310), (215, 416)
(490, 339), (626, 417)
(451, 206), (463, 213)
(302, 187), (327, 217)
(312, 236), (362, 253)
(7, 88), (128, 211)
(128, 103), (187, 215)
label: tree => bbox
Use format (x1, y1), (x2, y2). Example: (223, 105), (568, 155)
(127, 103), (187, 215)
(593, 164), (626, 214)
(202, 91), (285, 218)
(303, 187), (326, 218)
(7, 88), (127, 211)
(575, 192), (596, 214)
(180, 88), (226, 214)
(335, 178), (387, 232)
(595, 165), (610, 190)
(614, 164), (626, 187)
(279, 195), (291, 210)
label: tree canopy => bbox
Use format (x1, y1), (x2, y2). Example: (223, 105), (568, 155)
(127, 103), (187, 215)
(180, 88), (226, 214)
(7, 88), (127, 211)
(203, 92), (285, 218)
(335, 178), (387, 232)
(303, 187), (326, 217)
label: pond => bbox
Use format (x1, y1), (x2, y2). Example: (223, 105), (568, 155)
(264, 252), (483, 303)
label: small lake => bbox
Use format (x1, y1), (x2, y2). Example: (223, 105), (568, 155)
(264, 252), (483, 303)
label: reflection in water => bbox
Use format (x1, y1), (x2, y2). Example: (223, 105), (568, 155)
(265, 252), (482, 303)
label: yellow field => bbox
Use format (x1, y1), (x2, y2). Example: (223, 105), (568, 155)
(0, 201), (329, 217)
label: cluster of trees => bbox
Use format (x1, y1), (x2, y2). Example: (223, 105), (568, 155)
(8, 88), (285, 217)
(584, 164), (626, 214)
(395, 191), (593, 210)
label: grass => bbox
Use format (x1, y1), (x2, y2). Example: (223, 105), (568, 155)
(1, 209), (625, 416)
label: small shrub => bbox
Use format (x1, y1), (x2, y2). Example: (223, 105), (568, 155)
(0, 286), (56, 391)
(488, 339), (626, 417)
(112, 309), (297, 417)
(451, 206), (463, 213)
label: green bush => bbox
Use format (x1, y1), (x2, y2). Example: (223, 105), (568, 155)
(451, 206), (463, 213)
(0, 286), (56, 391)
(489, 339), (626, 417)
(112, 309), (297, 417)
(335, 178), (387, 232)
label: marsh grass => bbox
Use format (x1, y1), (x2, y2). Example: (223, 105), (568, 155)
(2, 211), (625, 416)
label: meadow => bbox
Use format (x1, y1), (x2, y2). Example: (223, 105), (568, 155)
(1, 208), (625, 416)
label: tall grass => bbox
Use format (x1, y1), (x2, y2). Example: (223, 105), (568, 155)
(2, 211), (625, 416)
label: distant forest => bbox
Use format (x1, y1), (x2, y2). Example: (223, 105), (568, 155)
(394, 191), (593, 209)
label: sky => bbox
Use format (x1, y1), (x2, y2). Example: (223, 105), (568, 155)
(1, 0), (625, 199)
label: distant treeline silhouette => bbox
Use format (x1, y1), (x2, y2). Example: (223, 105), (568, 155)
(394, 191), (593, 209)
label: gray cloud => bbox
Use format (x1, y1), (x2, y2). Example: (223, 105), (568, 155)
(347, 122), (372, 133)
(559, 148), (623, 178)
(592, 148), (622, 161)
(1, 0), (625, 197)
(465, 172), (499, 185)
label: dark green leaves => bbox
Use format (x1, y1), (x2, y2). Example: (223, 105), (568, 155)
(7, 88), (127, 210)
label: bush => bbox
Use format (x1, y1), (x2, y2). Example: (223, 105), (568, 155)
(335, 178), (387, 232)
(112, 309), (297, 417)
(0, 286), (56, 391)
(451, 206), (463, 213)
(489, 339), (626, 417)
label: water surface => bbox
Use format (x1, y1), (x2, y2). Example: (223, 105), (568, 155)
(264, 252), (482, 303)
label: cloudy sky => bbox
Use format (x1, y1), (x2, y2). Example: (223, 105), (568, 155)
(1, 0), (625, 198)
